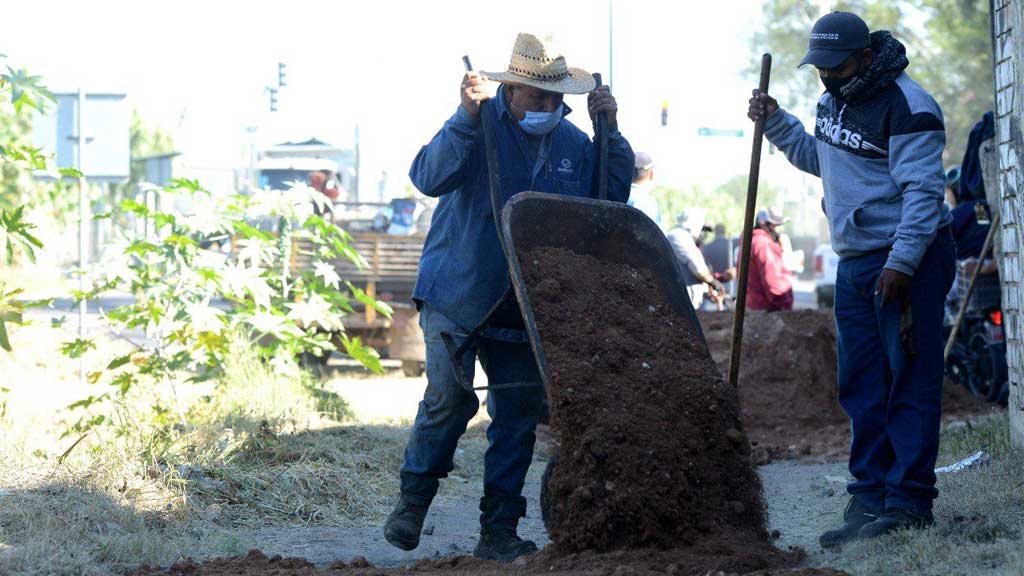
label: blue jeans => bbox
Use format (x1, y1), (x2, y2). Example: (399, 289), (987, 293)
(399, 305), (545, 526)
(835, 228), (955, 515)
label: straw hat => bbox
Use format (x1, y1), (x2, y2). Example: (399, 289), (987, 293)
(483, 33), (596, 95)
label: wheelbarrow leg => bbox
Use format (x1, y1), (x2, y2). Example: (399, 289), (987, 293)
(440, 287), (543, 393)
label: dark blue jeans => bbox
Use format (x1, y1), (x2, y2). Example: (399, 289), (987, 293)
(399, 305), (545, 526)
(835, 229), (955, 515)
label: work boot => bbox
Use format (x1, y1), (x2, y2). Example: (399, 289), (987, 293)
(819, 497), (881, 548)
(473, 496), (538, 563)
(474, 528), (539, 563)
(383, 494), (430, 551)
(858, 507), (934, 539)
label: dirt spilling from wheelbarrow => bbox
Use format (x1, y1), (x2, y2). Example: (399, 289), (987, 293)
(131, 548), (852, 575)
(697, 310), (993, 463)
(520, 247), (780, 557)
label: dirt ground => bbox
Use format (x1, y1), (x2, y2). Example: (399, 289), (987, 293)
(129, 549), (849, 576)
(697, 310), (994, 463)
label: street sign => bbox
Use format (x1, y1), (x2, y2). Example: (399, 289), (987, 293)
(698, 127), (745, 138)
(31, 92), (130, 180)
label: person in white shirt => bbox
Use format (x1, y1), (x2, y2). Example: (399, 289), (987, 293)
(667, 208), (724, 309)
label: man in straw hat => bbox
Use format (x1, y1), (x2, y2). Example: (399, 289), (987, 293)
(385, 33), (633, 561)
(748, 11), (954, 547)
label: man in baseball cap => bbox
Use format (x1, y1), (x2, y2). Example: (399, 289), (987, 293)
(798, 11), (871, 69)
(748, 11), (954, 548)
(628, 151), (663, 228)
(739, 207), (793, 312)
(756, 206), (789, 227)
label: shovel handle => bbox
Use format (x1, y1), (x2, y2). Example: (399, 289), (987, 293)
(728, 53), (772, 390)
(592, 73), (609, 200)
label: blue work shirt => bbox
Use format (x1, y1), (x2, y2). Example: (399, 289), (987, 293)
(410, 86), (634, 331)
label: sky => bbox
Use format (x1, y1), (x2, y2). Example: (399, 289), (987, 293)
(4, 0), (810, 199)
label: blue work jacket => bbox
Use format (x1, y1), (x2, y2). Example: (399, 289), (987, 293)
(410, 86), (634, 330)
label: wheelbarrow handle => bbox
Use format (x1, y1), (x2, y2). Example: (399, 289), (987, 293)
(463, 55), (508, 257)
(592, 73), (609, 201)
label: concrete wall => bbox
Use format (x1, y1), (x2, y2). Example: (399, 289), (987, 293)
(992, 0), (1024, 447)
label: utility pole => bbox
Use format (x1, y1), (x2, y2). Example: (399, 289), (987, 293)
(353, 125), (361, 203)
(77, 89), (88, 388)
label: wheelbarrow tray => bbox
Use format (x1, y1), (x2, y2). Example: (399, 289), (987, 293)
(500, 191), (710, 391)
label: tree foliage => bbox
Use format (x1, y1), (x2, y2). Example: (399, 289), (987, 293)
(749, 0), (992, 162)
(653, 174), (785, 236)
(63, 179), (389, 433)
(129, 110), (175, 182)
(0, 56), (61, 350)
(908, 0), (994, 161)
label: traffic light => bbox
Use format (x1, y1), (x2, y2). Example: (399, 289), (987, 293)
(661, 101), (669, 127)
(269, 87), (278, 112)
(278, 62), (287, 88)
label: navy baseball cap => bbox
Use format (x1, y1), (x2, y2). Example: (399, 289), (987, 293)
(798, 11), (870, 69)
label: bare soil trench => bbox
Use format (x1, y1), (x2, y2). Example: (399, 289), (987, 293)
(697, 310), (994, 464)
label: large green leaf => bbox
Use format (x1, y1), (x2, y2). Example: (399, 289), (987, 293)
(0, 319), (10, 352)
(60, 338), (96, 359)
(2, 67), (54, 114)
(339, 335), (383, 374)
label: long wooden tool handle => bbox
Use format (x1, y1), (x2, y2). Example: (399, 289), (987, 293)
(728, 53), (772, 389)
(593, 73), (609, 200)
(944, 212), (1001, 361)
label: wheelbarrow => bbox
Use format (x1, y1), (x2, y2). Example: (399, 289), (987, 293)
(441, 57), (708, 394)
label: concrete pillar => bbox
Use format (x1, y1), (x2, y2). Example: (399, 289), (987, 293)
(992, 0), (1024, 447)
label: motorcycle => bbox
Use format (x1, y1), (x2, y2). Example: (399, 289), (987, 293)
(943, 269), (1009, 404)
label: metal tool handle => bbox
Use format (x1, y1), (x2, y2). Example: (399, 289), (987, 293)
(728, 53), (772, 389)
(592, 73), (609, 200)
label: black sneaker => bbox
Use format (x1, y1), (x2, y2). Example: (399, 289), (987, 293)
(819, 497), (881, 548)
(858, 507), (934, 539)
(383, 495), (429, 551)
(473, 528), (539, 563)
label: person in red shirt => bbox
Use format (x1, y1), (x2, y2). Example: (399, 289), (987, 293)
(740, 208), (794, 311)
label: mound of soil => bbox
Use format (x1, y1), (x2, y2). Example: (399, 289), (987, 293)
(520, 247), (767, 554)
(697, 310), (993, 463)
(697, 311), (848, 462)
(131, 548), (851, 575)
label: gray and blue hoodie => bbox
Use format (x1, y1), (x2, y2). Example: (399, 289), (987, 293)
(764, 31), (951, 276)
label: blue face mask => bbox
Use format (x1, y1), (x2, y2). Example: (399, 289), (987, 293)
(518, 104), (563, 136)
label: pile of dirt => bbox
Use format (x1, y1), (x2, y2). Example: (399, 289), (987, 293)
(697, 311), (848, 462)
(697, 310), (993, 463)
(520, 247), (770, 555)
(131, 549), (851, 575)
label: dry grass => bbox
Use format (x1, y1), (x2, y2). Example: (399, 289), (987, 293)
(0, 320), (491, 574)
(172, 346), (488, 527)
(827, 412), (1024, 576)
